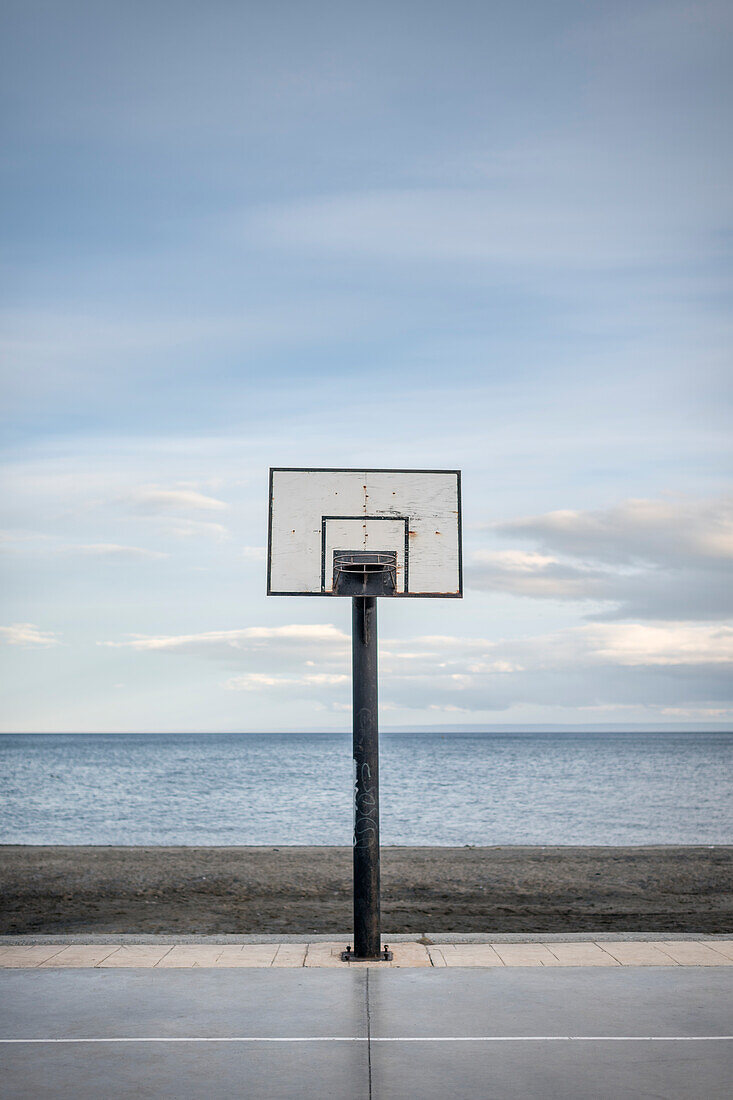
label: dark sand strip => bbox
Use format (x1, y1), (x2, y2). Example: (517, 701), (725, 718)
(1, 846), (731, 935)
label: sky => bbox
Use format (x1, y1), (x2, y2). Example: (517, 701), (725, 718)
(1, 0), (731, 732)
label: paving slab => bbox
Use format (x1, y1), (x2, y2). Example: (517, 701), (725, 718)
(491, 943), (559, 966)
(659, 941), (733, 965)
(0, 970), (370, 1098)
(366, 967), (733, 1038)
(383, 942), (432, 967)
(303, 941), (346, 967)
(544, 942), (620, 966)
(370, 1038), (733, 1100)
(98, 946), (173, 968)
(431, 943), (504, 966)
(601, 942), (681, 966)
(0, 968), (367, 1040)
(0, 1043), (370, 1100)
(303, 940), (432, 968)
(38, 947), (119, 968)
(368, 967), (733, 1100)
(155, 946), (225, 967)
(708, 940), (733, 961)
(210, 946), (279, 967)
(272, 944), (307, 967)
(0, 946), (66, 966)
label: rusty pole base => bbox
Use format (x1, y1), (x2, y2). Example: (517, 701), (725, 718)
(340, 944), (393, 962)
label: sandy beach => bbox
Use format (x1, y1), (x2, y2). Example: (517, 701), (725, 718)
(1, 846), (731, 935)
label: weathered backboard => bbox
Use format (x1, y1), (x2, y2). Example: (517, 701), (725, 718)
(268, 468), (462, 597)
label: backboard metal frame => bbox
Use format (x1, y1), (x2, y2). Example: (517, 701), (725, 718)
(267, 467), (463, 598)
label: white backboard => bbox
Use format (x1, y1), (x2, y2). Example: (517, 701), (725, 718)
(268, 468), (462, 597)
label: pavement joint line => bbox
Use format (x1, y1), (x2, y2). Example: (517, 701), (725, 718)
(0, 1036), (732, 1044)
(365, 968), (372, 1100)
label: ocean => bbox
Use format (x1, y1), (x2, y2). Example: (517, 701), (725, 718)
(1, 731), (731, 846)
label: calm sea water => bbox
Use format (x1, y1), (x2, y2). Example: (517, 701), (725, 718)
(1, 732), (731, 846)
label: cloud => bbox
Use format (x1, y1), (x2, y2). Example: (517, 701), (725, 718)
(377, 623), (733, 713)
(225, 672), (349, 691)
(468, 550), (608, 600)
(101, 623), (349, 656)
(100, 619), (733, 714)
(130, 487), (228, 513)
(380, 624), (733, 674)
(122, 486), (232, 541)
(0, 531), (52, 553)
(162, 519), (230, 541)
(0, 623), (60, 647)
(468, 493), (733, 621)
(64, 543), (168, 560)
(580, 622), (733, 667)
(0, 534), (168, 560)
(103, 620), (731, 670)
(242, 545), (267, 562)
(495, 494), (733, 567)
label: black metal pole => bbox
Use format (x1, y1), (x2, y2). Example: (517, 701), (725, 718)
(351, 595), (381, 958)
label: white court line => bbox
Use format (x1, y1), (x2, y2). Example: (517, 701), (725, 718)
(0, 1036), (731, 1044)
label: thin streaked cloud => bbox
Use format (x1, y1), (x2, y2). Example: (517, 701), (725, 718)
(129, 487), (229, 513)
(0, 624), (60, 648)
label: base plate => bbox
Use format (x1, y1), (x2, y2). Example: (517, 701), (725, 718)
(340, 945), (393, 962)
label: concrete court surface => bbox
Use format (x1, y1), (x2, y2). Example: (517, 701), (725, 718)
(1, 966), (732, 1099)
